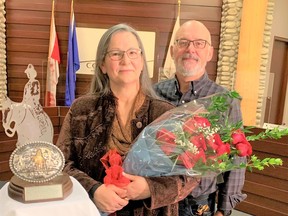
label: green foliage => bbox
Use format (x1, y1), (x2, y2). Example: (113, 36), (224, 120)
(246, 127), (288, 141)
(198, 91), (285, 174)
(246, 155), (283, 171)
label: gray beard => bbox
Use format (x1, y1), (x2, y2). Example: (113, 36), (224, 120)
(177, 63), (204, 77)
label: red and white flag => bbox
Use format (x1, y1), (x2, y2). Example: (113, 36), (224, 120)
(45, 0), (60, 107)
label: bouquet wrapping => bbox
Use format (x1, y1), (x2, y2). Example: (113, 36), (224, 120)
(123, 100), (224, 177)
(122, 92), (285, 177)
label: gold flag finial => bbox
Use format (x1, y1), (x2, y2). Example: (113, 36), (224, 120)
(177, 0), (181, 17)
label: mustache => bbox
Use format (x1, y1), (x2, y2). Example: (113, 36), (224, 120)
(181, 53), (199, 61)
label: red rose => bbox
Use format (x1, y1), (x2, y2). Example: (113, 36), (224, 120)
(183, 118), (197, 134)
(206, 133), (230, 156)
(231, 129), (247, 144)
(194, 116), (211, 128)
(231, 129), (253, 156)
(189, 133), (207, 151)
(156, 128), (176, 144)
(235, 142), (252, 156)
(156, 128), (176, 155)
(183, 116), (211, 134)
(179, 149), (206, 169)
(207, 133), (222, 150)
(216, 143), (231, 156)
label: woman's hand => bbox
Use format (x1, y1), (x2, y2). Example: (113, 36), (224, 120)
(93, 184), (129, 213)
(123, 173), (151, 200)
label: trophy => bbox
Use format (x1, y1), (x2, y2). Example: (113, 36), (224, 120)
(1, 64), (72, 203)
(8, 141), (72, 203)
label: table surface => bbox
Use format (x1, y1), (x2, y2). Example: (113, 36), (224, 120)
(0, 176), (101, 216)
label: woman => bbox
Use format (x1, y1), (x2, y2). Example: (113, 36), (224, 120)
(56, 23), (199, 215)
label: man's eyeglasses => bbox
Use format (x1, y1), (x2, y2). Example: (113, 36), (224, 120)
(106, 48), (142, 61)
(175, 39), (210, 49)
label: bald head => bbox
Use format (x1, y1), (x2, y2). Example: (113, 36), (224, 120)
(175, 20), (212, 45)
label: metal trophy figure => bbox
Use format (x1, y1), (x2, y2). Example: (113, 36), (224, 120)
(2, 64), (53, 147)
(1, 64), (72, 203)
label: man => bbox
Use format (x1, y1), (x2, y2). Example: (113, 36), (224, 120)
(154, 20), (247, 216)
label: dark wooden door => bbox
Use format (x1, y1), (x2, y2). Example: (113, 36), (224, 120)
(265, 38), (288, 125)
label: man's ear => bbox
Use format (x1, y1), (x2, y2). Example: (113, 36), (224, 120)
(207, 46), (214, 62)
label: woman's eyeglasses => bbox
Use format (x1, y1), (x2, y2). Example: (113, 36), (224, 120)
(106, 48), (142, 61)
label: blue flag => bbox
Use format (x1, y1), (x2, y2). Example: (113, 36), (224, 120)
(65, 0), (80, 106)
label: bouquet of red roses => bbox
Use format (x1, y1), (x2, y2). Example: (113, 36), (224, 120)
(122, 92), (286, 177)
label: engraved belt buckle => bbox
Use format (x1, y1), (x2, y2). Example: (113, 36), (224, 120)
(196, 204), (210, 215)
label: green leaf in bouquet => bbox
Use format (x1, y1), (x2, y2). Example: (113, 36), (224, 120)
(246, 127), (288, 141)
(246, 155), (283, 171)
(228, 91), (241, 99)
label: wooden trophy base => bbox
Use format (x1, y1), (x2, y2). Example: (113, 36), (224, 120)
(8, 172), (73, 203)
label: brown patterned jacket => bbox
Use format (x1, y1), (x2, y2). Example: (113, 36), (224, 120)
(56, 93), (199, 216)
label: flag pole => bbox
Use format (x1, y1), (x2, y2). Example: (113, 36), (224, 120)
(178, 0), (181, 18)
(161, 0), (181, 80)
(70, 0), (73, 21)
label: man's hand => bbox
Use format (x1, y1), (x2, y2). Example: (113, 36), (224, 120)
(214, 210), (232, 216)
(214, 211), (224, 216)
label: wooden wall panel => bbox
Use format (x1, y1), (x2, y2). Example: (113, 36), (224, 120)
(5, 0), (222, 106)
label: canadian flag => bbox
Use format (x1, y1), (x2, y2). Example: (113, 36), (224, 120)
(45, 0), (60, 107)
